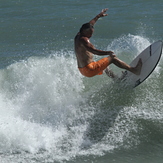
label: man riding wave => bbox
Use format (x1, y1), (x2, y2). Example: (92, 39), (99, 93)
(74, 8), (142, 78)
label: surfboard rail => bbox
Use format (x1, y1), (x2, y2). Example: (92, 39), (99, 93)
(122, 40), (163, 88)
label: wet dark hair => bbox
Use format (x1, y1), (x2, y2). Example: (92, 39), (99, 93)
(80, 23), (94, 33)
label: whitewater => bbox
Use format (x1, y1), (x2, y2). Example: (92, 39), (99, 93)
(0, 34), (163, 163)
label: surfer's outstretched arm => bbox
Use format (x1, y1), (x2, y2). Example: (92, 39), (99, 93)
(89, 8), (108, 25)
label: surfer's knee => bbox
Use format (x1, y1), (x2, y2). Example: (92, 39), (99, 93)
(109, 55), (118, 64)
(108, 55), (116, 62)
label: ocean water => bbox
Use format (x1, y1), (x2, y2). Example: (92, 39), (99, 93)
(0, 0), (163, 163)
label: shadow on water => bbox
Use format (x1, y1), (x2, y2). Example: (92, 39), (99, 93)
(82, 80), (137, 146)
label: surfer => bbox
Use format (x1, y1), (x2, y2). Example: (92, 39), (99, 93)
(74, 8), (142, 78)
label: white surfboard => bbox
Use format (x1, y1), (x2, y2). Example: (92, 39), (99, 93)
(121, 40), (163, 87)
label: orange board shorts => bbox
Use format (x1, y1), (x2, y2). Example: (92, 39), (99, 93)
(78, 57), (109, 77)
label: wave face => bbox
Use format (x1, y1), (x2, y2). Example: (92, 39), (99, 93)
(0, 35), (163, 163)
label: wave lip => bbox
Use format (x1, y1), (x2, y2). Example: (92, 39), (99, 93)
(107, 34), (151, 57)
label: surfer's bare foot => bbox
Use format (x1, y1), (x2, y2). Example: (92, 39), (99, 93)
(105, 67), (117, 78)
(132, 58), (142, 75)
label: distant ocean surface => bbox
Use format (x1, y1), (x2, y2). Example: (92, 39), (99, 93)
(0, 0), (163, 163)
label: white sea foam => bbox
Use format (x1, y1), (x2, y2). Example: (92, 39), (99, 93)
(107, 34), (151, 57)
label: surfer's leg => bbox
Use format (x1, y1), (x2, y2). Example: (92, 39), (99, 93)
(111, 57), (142, 75)
(105, 67), (118, 79)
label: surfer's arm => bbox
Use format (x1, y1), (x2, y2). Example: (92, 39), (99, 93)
(89, 8), (108, 25)
(81, 37), (113, 56)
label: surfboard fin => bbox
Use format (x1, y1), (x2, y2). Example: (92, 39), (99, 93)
(135, 79), (141, 87)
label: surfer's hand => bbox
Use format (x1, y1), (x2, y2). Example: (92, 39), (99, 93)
(107, 51), (115, 57)
(90, 8), (108, 25)
(98, 8), (108, 17)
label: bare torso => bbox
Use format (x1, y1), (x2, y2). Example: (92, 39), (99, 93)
(74, 33), (94, 68)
